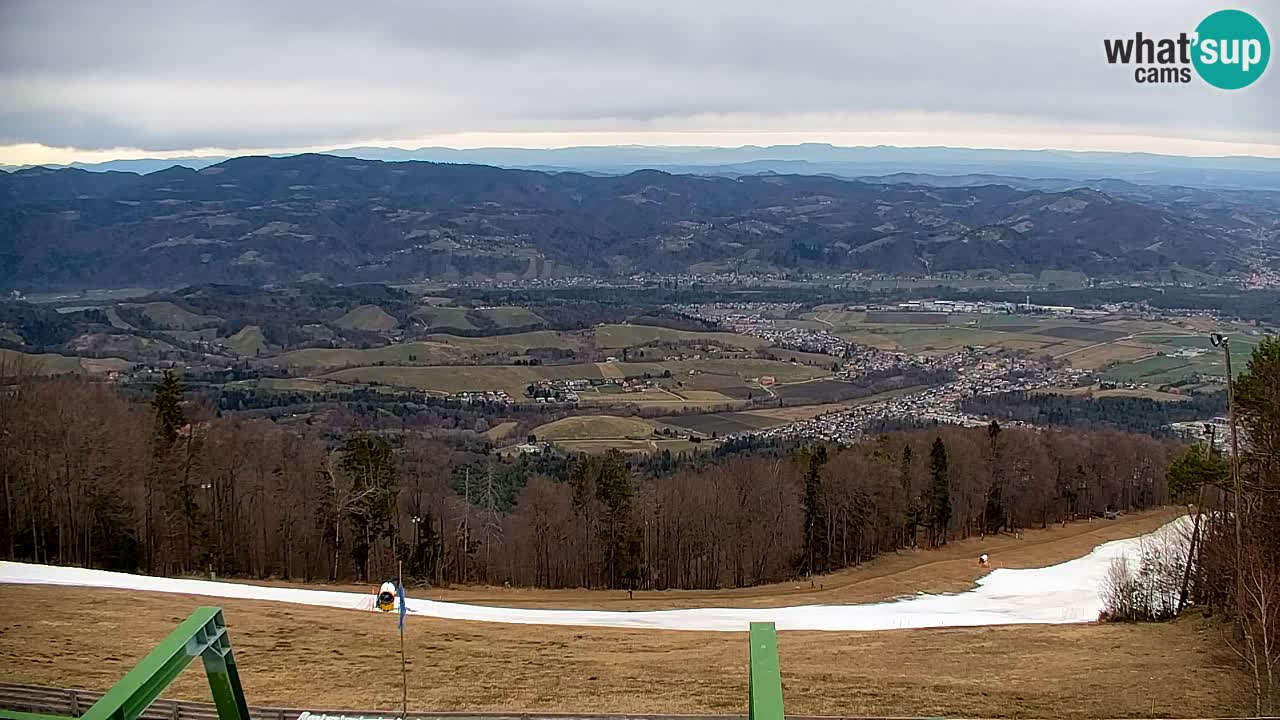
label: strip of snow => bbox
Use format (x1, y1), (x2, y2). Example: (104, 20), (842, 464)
(0, 517), (1188, 632)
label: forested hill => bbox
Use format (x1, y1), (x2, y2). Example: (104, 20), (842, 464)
(0, 153), (1260, 290)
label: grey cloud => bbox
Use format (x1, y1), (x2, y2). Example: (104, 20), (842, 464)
(0, 0), (1276, 152)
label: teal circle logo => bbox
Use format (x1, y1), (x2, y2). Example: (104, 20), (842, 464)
(1192, 9), (1270, 89)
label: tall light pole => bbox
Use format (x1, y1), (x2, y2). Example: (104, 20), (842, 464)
(1209, 332), (1242, 607)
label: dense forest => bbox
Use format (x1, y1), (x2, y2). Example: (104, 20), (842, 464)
(962, 390), (1228, 436)
(0, 355), (1177, 591)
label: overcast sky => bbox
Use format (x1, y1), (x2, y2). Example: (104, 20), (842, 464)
(1, 0), (1278, 164)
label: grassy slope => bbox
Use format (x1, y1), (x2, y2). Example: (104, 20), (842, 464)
(333, 305), (399, 332)
(478, 307), (544, 328)
(0, 348), (84, 374)
(411, 306), (476, 330)
(593, 324), (771, 350)
(123, 301), (221, 330)
(223, 325), (267, 356)
(322, 363), (605, 395)
(0, 511), (1245, 717)
(533, 415), (659, 440)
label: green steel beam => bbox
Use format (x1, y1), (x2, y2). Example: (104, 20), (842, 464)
(27, 606), (251, 720)
(748, 622), (784, 720)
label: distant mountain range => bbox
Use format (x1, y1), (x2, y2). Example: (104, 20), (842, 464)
(3, 153), (1276, 291)
(6, 143), (1280, 191)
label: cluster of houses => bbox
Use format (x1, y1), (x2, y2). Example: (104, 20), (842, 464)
(756, 352), (1090, 444)
(450, 390), (514, 405)
(525, 375), (660, 403)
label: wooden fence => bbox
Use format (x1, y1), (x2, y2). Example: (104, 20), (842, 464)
(0, 683), (748, 720)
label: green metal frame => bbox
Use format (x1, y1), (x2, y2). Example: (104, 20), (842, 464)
(0, 607), (248, 720)
(748, 622), (784, 720)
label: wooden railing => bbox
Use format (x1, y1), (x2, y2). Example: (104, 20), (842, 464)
(0, 683), (745, 720)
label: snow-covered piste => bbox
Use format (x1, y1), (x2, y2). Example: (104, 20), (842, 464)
(0, 517), (1187, 632)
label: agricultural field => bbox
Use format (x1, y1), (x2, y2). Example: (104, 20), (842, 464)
(528, 415), (699, 453)
(533, 415), (666, 441)
(273, 331), (579, 370)
(322, 363), (606, 395)
(1054, 341), (1157, 370)
(332, 304), (399, 332)
(1036, 269), (1089, 288)
(477, 306), (544, 328)
(161, 328), (220, 342)
(120, 301), (221, 330)
(271, 341), (472, 369)
(575, 385), (739, 411)
(222, 325), (267, 356)
(423, 331), (576, 354)
(593, 324), (770, 351)
(410, 306), (475, 331)
(0, 348), (91, 375)
(662, 411), (782, 435)
(762, 347), (838, 366)
(864, 311), (950, 324)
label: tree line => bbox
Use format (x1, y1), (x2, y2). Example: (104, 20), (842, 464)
(962, 389), (1227, 436)
(1163, 337), (1280, 714)
(1, 355), (1180, 591)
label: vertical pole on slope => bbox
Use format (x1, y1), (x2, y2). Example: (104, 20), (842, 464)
(1177, 488), (1204, 614)
(399, 559), (408, 719)
(1222, 339), (1243, 616)
(748, 622), (784, 720)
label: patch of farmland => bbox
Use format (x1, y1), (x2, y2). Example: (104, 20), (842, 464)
(534, 415), (660, 440)
(0, 348), (85, 375)
(1101, 354), (1192, 382)
(321, 363), (605, 395)
(411, 306), (476, 331)
(333, 305), (399, 332)
(222, 325), (267, 356)
(864, 311), (949, 325)
(1057, 342), (1157, 370)
(1034, 326), (1129, 342)
(668, 358), (828, 382)
(272, 342), (469, 369)
(478, 307), (544, 328)
(425, 331), (575, 353)
(593, 324), (769, 350)
(662, 412), (782, 435)
(121, 301), (221, 330)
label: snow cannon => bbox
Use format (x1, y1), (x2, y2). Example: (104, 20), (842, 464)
(376, 581), (397, 612)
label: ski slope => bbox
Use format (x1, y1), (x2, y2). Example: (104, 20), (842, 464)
(0, 517), (1187, 632)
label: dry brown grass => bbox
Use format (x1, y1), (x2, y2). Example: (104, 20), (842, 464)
(1056, 342), (1158, 370)
(1, 509), (1246, 718)
(0, 586), (1245, 718)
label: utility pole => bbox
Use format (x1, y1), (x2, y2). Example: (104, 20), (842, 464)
(1210, 333), (1243, 613)
(398, 559), (407, 719)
